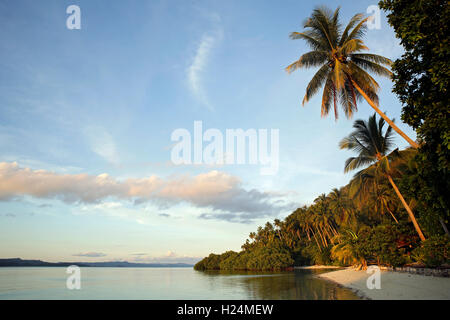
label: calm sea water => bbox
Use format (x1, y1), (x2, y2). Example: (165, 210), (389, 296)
(0, 267), (359, 300)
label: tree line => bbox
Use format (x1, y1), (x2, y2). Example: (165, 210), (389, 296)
(195, 2), (449, 272)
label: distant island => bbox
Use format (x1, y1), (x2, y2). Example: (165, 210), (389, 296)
(0, 258), (193, 268)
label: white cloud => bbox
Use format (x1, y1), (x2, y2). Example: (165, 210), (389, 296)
(0, 162), (295, 222)
(131, 251), (201, 264)
(165, 250), (176, 257)
(187, 26), (223, 109)
(73, 252), (107, 258)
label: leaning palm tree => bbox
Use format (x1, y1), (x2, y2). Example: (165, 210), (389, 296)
(286, 6), (418, 148)
(340, 114), (426, 241)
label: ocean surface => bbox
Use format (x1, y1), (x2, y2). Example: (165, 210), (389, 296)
(0, 267), (359, 300)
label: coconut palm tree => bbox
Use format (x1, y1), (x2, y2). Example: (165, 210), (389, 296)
(286, 6), (418, 148)
(371, 183), (400, 224)
(328, 187), (355, 225)
(340, 113), (426, 241)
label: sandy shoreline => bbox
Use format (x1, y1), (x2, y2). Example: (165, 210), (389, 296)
(317, 268), (450, 300)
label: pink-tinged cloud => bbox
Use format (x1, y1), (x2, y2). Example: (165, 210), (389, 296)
(0, 162), (296, 222)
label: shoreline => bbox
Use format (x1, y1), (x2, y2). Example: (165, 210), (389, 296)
(294, 265), (344, 270)
(317, 268), (450, 300)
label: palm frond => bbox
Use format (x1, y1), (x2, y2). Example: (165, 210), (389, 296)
(350, 53), (392, 66)
(344, 156), (375, 172)
(321, 74), (334, 117)
(305, 6), (337, 50)
(340, 39), (369, 55)
(350, 57), (393, 78)
(285, 51), (328, 73)
(339, 13), (364, 46)
(345, 17), (370, 42)
(303, 64), (330, 105)
(340, 113), (396, 175)
(289, 32), (328, 51)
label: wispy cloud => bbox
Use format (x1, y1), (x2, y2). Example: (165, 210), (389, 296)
(0, 162), (295, 222)
(131, 251), (201, 264)
(2, 213), (17, 218)
(83, 126), (120, 165)
(187, 21), (223, 110)
(73, 252), (107, 258)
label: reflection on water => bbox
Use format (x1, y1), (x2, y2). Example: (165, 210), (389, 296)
(0, 267), (359, 300)
(198, 269), (358, 300)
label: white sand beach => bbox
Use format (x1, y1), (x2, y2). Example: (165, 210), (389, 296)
(294, 265), (343, 269)
(317, 268), (450, 300)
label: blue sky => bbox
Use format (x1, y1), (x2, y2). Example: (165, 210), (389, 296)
(0, 0), (416, 263)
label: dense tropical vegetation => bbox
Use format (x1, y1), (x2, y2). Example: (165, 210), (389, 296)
(378, 0), (449, 238)
(195, 115), (449, 271)
(195, 3), (449, 272)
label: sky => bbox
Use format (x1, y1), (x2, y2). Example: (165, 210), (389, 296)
(0, 0), (416, 264)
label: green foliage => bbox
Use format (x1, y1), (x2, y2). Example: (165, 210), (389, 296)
(411, 235), (450, 267)
(196, 3), (449, 271)
(331, 230), (361, 266)
(194, 251), (237, 271)
(219, 251), (239, 270)
(194, 244), (294, 272)
(246, 245), (294, 271)
(303, 244), (332, 266)
(196, 115), (430, 271)
(360, 224), (409, 267)
(292, 247), (313, 266)
(193, 259), (206, 271)
(379, 0), (450, 235)
(232, 252), (252, 270)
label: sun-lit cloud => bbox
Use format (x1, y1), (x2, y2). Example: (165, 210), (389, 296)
(0, 162), (295, 222)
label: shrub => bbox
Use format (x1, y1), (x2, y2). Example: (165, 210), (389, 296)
(412, 235), (450, 267)
(246, 245), (294, 271)
(355, 224), (409, 267)
(219, 251), (239, 270)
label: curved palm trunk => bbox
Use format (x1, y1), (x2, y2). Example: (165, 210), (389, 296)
(386, 207), (399, 224)
(351, 81), (419, 149)
(387, 175), (426, 241)
(310, 227), (322, 251)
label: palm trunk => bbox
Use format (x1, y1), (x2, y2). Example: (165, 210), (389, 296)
(386, 206), (399, 224)
(387, 174), (426, 241)
(310, 227), (322, 251)
(324, 227), (334, 245)
(351, 81), (419, 149)
(306, 229), (311, 241)
(439, 217), (450, 236)
(320, 227), (328, 247)
(331, 223), (339, 236)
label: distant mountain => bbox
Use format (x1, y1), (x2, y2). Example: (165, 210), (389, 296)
(0, 258), (193, 268)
